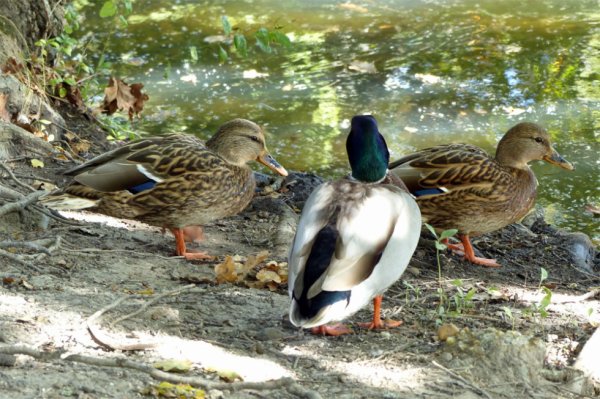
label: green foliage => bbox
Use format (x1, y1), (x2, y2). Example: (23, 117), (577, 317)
(217, 16), (291, 62)
(425, 223), (459, 325)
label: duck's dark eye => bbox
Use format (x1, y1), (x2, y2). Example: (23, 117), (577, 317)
(249, 136), (261, 143)
(534, 137), (544, 144)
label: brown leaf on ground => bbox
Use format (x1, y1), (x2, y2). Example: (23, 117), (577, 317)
(1, 57), (24, 74)
(244, 250), (270, 271)
(97, 77), (148, 120)
(129, 83), (149, 120)
(55, 83), (85, 110)
(214, 256), (239, 284)
(63, 131), (91, 155)
(0, 93), (11, 123)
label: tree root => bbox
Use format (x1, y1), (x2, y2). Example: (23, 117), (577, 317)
(0, 344), (322, 398)
(86, 284), (198, 351)
(432, 360), (493, 399)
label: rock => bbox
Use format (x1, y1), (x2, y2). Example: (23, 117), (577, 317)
(559, 232), (597, 274)
(281, 171), (325, 210)
(575, 326), (600, 386)
(0, 75), (66, 142)
(521, 205), (545, 229)
(437, 323), (459, 341)
(442, 328), (546, 386)
(442, 327), (595, 395)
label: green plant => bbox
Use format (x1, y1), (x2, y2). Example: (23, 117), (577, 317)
(425, 223), (458, 325)
(525, 268), (553, 319)
(501, 306), (516, 330)
(217, 16), (291, 62)
(449, 279), (476, 315)
(402, 281), (421, 303)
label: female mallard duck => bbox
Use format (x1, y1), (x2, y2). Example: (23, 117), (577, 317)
(43, 118), (288, 259)
(389, 122), (573, 267)
(288, 115), (421, 336)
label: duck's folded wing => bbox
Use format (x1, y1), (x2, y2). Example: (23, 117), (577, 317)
(390, 144), (512, 198)
(65, 134), (212, 193)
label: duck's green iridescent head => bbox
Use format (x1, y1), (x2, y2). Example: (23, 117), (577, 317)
(346, 115), (390, 183)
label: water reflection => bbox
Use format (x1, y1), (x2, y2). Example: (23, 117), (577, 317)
(78, 0), (599, 242)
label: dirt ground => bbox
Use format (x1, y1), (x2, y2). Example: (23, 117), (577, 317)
(0, 111), (599, 399)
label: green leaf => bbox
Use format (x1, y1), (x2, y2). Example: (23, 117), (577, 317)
(221, 16), (232, 36)
(218, 46), (228, 63)
(189, 46), (198, 62)
(64, 77), (77, 86)
(440, 229), (459, 240)
(434, 241), (447, 251)
(124, 0), (133, 14)
(255, 28), (272, 53)
(30, 159), (44, 168)
(465, 288), (476, 301)
(99, 1), (117, 18)
(540, 267), (549, 284)
(233, 34), (248, 57)
(501, 306), (513, 319)
(153, 359), (193, 373)
(270, 31), (291, 48)
(450, 279), (463, 287)
(59, 86), (67, 98)
(424, 223), (438, 238)
(119, 15), (128, 27)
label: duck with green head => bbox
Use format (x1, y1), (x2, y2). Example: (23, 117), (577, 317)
(390, 122), (573, 267)
(288, 115), (421, 336)
(42, 119), (288, 260)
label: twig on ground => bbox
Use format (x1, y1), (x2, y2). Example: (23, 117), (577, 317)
(0, 163), (36, 192)
(432, 360), (493, 399)
(108, 284), (197, 328)
(0, 190), (45, 217)
(0, 344), (321, 397)
(0, 247), (32, 267)
(87, 285), (197, 351)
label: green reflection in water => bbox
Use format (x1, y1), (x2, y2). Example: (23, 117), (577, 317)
(77, 0), (599, 242)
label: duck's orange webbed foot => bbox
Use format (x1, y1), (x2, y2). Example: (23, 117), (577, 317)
(443, 236), (500, 268)
(170, 227), (215, 261)
(356, 296), (403, 330)
(310, 324), (353, 336)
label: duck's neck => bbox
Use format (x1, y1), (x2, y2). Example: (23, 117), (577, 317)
(495, 139), (531, 170)
(348, 135), (389, 183)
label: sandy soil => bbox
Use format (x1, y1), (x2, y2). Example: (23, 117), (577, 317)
(0, 112), (599, 399)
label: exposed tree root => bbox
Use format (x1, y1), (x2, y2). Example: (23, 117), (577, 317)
(0, 344), (322, 398)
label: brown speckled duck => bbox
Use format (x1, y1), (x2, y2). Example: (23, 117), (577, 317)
(389, 122), (573, 267)
(43, 119), (288, 259)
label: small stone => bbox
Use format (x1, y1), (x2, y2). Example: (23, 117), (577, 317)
(439, 352), (453, 362)
(257, 327), (284, 341)
(379, 331), (392, 339)
(253, 342), (265, 354)
(437, 323), (460, 341)
(406, 267), (420, 277)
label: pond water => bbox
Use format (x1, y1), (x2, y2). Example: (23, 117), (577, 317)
(78, 0), (599, 243)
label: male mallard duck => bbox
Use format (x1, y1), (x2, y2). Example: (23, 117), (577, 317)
(43, 119), (288, 259)
(389, 122), (573, 267)
(288, 115), (421, 336)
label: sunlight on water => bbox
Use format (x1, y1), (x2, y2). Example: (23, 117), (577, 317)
(79, 0), (599, 242)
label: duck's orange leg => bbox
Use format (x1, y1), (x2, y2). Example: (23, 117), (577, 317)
(357, 295), (403, 330)
(310, 324), (353, 336)
(170, 228), (214, 260)
(444, 235), (500, 267)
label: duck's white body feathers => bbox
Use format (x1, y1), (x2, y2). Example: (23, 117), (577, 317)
(288, 178), (421, 328)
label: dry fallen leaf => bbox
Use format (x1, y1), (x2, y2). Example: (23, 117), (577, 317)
(153, 359), (193, 373)
(30, 159), (44, 168)
(205, 366), (243, 382)
(214, 256), (239, 284)
(0, 93), (11, 122)
(348, 60), (377, 74)
(97, 77), (148, 120)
